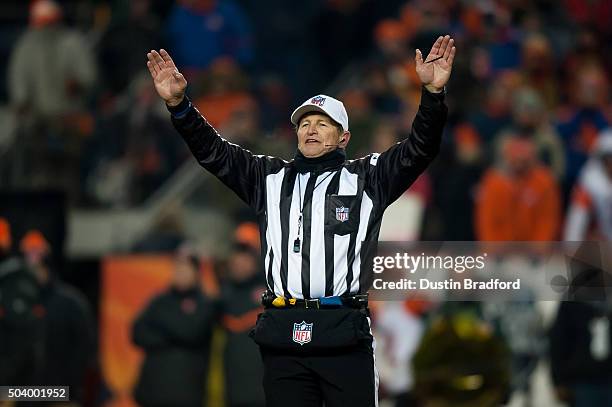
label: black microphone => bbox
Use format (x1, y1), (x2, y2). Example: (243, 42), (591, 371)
(324, 140), (345, 147)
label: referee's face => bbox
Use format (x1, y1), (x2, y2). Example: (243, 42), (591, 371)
(297, 113), (345, 158)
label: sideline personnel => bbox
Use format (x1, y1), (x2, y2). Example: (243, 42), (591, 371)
(146, 34), (454, 407)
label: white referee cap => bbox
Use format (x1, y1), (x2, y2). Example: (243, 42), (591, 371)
(291, 94), (349, 131)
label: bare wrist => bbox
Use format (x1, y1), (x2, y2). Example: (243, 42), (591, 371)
(424, 84), (444, 94)
(166, 95), (185, 107)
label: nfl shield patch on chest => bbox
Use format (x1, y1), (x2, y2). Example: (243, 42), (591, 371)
(293, 321), (313, 345)
(335, 206), (349, 222)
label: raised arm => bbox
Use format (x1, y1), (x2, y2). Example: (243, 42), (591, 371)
(146, 49), (275, 213)
(368, 36), (455, 207)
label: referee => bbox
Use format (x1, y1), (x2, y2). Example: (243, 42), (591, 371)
(146, 34), (454, 407)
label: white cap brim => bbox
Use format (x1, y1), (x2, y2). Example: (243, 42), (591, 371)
(290, 94), (349, 131)
(291, 105), (334, 125)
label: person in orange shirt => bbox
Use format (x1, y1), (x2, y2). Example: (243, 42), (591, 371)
(475, 134), (561, 241)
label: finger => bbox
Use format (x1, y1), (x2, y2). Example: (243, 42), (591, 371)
(438, 35), (450, 59)
(447, 46), (456, 67)
(428, 36), (443, 59)
(151, 50), (166, 68)
(148, 51), (162, 72)
(152, 50), (165, 67)
(147, 52), (161, 74)
(443, 37), (454, 60)
(160, 49), (176, 68)
(146, 61), (157, 78)
(415, 49), (423, 67)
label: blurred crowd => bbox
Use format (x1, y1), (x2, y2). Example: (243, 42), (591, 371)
(0, 0), (609, 240)
(0, 219), (96, 405)
(1, 0), (612, 406)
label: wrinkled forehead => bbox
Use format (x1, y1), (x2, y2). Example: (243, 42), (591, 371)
(297, 111), (337, 127)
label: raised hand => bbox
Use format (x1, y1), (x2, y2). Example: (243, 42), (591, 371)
(146, 49), (187, 106)
(415, 35), (456, 93)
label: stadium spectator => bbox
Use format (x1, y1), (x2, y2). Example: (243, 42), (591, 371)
(0, 219), (45, 387)
(7, 0), (96, 197)
(563, 0), (612, 36)
(467, 71), (518, 147)
(20, 229), (96, 404)
(519, 34), (558, 109)
(97, 0), (163, 96)
(8, 0), (96, 117)
(550, 300), (612, 406)
(475, 134), (561, 241)
(371, 300), (426, 407)
(338, 88), (380, 158)
(132, 245), (218, 407)
(564, 129), (612, 241)
(557, 64), (610, 196)
(372, 19), (410, 64)
(166, 0), (253, 76)
(254, 74), (293, 134)
(435, 123), (484, 240)
(219, 241), (266, 407)
(561, 28), (607, 84)
(506, 86), (565, 179)
(192, 58), (253, 129)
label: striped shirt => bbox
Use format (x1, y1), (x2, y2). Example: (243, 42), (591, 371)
(169, 89), (447, 299)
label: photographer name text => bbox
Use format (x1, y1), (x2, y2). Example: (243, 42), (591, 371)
(372, 277), (521, 291)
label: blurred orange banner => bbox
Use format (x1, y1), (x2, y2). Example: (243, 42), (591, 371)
(100, 255), (174, 407)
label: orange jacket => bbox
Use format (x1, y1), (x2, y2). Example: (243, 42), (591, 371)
(475, 166), (561, 241)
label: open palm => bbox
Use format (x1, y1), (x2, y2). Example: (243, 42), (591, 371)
(146, 49), (187, 106)
(415, 35), (456, 92)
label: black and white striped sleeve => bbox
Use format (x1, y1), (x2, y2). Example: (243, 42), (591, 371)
(366, 88), (447, 208)
(168, 96), (284, 214)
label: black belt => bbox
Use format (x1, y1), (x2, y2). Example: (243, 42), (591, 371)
(261, 292), (368, 309)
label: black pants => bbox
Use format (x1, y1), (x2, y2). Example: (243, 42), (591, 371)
(260, 340), (378, 407)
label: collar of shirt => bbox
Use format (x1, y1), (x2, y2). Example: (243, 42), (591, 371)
(293, 148), (346, 174)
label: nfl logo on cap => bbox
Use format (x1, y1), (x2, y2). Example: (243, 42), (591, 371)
(311, 96), (326, 106)
(293, 321), (313, 345)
